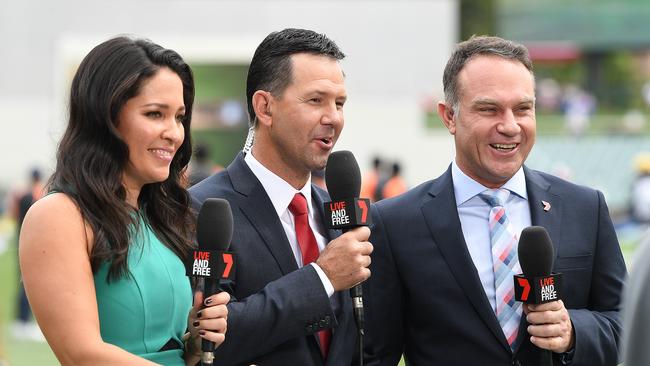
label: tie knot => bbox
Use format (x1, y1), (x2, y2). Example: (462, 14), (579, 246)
(478, 188), (510, 207)
(288, 193), (308, 216)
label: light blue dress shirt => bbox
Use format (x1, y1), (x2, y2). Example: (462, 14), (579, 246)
(451, 160), (532, 312)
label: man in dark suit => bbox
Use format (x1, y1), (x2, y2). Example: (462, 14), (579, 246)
(364, 36), (626, 365)
(190, 28), (372, 366)
(623, 231), (650, 366)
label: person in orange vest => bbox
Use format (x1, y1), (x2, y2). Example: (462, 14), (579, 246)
(360, 157), (384, 202)
(381, 162), (408, 199)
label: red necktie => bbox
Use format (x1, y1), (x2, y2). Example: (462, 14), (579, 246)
(288, 193), (331, 359)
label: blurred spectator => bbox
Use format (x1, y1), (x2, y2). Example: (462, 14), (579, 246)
(381, 162), (408, 199)
(622, 109), (647, 134)
(12, 168), (45, 341)
(0, 187), (6, 216)
(361, 156), (384, 202)
(188, 143), (221, 187)
(537, 78), (562, 112)
(563, 84), (596, 137)
(630, 153), (650, 224)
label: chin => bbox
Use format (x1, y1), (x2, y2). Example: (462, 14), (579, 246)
(312, 161), (327, 172)
(150, 172), (171, 184)
(305, 155), (326, 170)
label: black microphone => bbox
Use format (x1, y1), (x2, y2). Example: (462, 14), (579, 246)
(324, 150), (371, 357)
(514, 226), (563, 366)
(186, 198), (235, 365)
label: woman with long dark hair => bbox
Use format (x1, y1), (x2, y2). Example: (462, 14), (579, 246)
(19, 36), (228, 365)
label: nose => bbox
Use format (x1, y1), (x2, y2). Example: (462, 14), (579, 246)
(321, 102), (343, 127)
(162, 117), (185, 145)
(497, 109), (521, 136)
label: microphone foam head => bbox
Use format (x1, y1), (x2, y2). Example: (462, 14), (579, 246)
(325, 150), (361, 200)
(196, 198), (233, 251)
(518, 226), (554, 277)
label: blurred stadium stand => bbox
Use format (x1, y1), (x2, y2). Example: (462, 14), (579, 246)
(527, 136), (650, 215)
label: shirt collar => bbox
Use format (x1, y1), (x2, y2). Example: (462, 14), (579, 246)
(451, 159), (528, 206)
(244, 152), (313, 217)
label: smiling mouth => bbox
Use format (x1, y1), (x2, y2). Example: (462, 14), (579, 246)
(148, 148), (174, 160)
(490, 143), (517, 152)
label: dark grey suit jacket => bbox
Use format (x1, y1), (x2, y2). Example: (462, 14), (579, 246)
(190, 153), (358, 366)
(364, 166), (626, 366)
(622, 232), (650, 366)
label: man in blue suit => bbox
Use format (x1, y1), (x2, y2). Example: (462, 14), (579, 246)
(364, 36), (626, 365)
(190, 28), (373, 366)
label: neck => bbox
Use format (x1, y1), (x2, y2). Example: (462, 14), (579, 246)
(121, 179), (141, 209)
(251, 143), (309, 190)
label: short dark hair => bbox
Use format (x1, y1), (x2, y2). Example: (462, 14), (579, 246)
(443, 35), (533, 112)
(245, 28), (345, 127)
(51, 36), (195, 280)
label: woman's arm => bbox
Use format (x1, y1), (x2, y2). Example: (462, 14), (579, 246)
(19, 193), (157, 366)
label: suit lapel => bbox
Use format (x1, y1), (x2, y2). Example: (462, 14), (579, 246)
(513, 167), (563, 352)
(421, 168), (511, 352)
(312, 186), (341, 243)
(231, 159), (345, 362)
(228, 153), (299, 275)
(524, 167), (562, 256)
(312, 186), (352, 364)
(311, 186), (344, 319)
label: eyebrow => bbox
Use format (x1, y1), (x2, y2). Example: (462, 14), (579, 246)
(304, 90), (348, 102)
(472, 97), (535, 106)
(142, 103), (185, 111)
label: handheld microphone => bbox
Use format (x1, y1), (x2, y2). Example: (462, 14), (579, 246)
(513, 226), (563, 366)
(186, 198), (235, 365)
(324, 150), (371, 359)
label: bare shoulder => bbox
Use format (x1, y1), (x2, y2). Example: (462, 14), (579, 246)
(20, 192), (93, 254)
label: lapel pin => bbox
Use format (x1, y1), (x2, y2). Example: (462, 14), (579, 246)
(541, 200), (551, 212)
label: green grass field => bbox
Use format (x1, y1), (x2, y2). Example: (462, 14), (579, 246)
(0, 215), (641, 366)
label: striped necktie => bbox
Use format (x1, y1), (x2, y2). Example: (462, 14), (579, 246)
(478, 188), (522, 349)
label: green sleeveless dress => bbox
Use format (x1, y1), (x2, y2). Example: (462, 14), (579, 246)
(94, 217), (192, 365)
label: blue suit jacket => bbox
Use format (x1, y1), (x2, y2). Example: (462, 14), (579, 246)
(190, 153), (358, 366)
(364, 166), (626, 366)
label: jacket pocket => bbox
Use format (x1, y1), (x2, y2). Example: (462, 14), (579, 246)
(554, 254), (592, 271)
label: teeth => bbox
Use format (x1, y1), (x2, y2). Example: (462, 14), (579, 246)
(149, 149), (172, 157)
(492, 143), (516, 150)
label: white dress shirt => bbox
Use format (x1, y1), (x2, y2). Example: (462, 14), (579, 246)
(451, 160), (532, 312)
(245, 152), (335, 297)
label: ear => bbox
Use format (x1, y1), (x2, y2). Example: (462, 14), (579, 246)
(437, 101), (456, 135)
(252, 90), (274, 127)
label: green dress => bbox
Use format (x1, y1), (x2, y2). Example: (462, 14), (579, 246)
(94, 217), (192, 365)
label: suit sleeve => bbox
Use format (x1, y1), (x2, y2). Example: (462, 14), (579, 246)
(191, 191), (336, 363)
(213, 265), (335, 363)
(568, 190), (626, 365)
(622, 235), (650, 366)
(363, 206), (405, 366)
